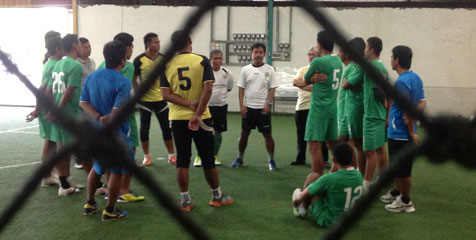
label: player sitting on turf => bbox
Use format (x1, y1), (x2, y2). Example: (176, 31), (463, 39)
(80, 40), (131, 221)
(292, 142), (363, 228)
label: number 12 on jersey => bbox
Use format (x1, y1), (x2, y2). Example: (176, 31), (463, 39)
(343, 186), (363, 211)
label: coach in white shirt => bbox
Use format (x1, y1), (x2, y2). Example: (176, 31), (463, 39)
(232, 42), (278, 171)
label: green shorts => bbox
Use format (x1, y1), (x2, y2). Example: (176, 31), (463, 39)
(347, 115), (363, 139)
(305, 117), (338, 142)
(50, 123), (76, 144)
(128, 113), (139, 148)
(38, 111), (52, 140)
(363, 118), (386, 151)
(309, 199), (333, 228)
(337, 115), (348, 137)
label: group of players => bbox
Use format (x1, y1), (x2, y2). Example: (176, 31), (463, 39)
(29, 28), (425, 226)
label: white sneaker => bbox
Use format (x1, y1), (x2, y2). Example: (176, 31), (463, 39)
(58, 187), (80, 196)
(385, 196), (415, 213)
(193, 156), (202, 167)
(380, 190), (399, 204)
(41, 176), (59, 187)
(67, 176), (85, 189)
(292, 188), (307, 217)
(74, 163), (83, 169)
(95, 184), (107, 195)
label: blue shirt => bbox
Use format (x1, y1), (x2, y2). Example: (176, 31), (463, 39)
(387, 71), (425, 140)
(80, 68), (131, 136)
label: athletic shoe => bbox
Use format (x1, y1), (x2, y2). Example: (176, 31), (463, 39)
(180, 201), (195, 212)
(292, 188), (307, 217)
(168, 155), (177, 165)
(74, 163), (83, 169)
(385, 196), (415, 213)
(193, 156), (202, 167)
(118, 192), (145, 203)
(41, 176), (59, 187)
(231, 158), (243, 168)
(58, 187), (80, 196)
(104, 193), (108, 200)
(268, 160), (277, 171)
(83, 202), (99, 216)
(95, 184), (107, 195)
(290, 161), (305, 166)
(102, 207), (128, 221)
(67, 176), (84, 189)
(214, 156), (222, 166)
(142, 155), (152, 166)
(209, 194), (233, 207)
(380, 190), (399, 204)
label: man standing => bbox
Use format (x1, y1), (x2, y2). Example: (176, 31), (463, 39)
(292, 142), (363, 228)
(303, 31), (343, 175)
(133, 32), (175, 166)
(381, 45), (425, 213)
(46, 34), (84, 196)
(232, 43), (278, 171)
(81, 40), (131, 221)
(194, 49), (234, 167)
(160, 31), (233, 211)
(290, 46), (329, 167)
(361, 37), (389, 192)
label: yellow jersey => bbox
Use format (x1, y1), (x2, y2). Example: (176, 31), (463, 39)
(133, 52), (164, 102)
(160, 53), (214, 120)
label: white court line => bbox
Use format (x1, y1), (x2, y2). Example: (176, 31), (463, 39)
(10, 131), (38, 134)
(0, 161), (41, 170)
(0, 125), (39, 134)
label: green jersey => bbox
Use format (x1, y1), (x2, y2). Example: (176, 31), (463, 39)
(50, 56), (83, 116)
(363, 59), (388, 120)
(338, 63), (355, 121)
(304, 54), (343, 118)
(345, 64), (364, 117)
(42, 58), (57, 86)
(307, 168), (363, 228)
(98, 61), (134, 83)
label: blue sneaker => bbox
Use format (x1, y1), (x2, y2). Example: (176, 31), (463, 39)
(231, 158), (243, 168)
(269, 160), (277, 171)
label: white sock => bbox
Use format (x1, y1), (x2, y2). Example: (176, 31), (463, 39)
(180, 192), (191, 203)
(168, 154), (175, 159)
(363, 180), (371, 193)
(211, 186), (222, 198)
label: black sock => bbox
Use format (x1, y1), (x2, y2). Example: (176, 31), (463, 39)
(59, 176), (70, 189)
(87, 200), (96, 206)
(401, 197), (410, 204)
(96, 181), (103, 189)
(106, 206), (115, 213)
(390, 189), (401, 197)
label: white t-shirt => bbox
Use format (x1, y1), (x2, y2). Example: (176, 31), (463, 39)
(209, 66), (234, 106)
(77, 57), (96, 86)
(295, 65), (312, 111)
(237, 63), (278, 109)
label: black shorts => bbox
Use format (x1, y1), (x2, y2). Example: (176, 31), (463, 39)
(171, 118), (215, 170)
(137, 100), (172, 141)
(209, 105), (228, 132)
(388, 138), (414, 178)
(242, 107), (271, 133)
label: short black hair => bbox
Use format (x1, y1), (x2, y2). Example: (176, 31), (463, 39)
(44, 30), (60, 47)
(317, 31), (334, 52)
(346, 37), (365, 61)
(251, 42), (266, 52)
(46, 37), (62, 56)
(61, 34), (78, 53)
(171, 31), (191, 51)
(113, 32), (134, 47)
(210, 49), (222, 58)
(333, 142), (353, 166)
(103, 40), (126, 69)
(367, 37), (383, 57)
(143, 32), (158, 49)
(392, 45), (413, 69)
(79, 37), (89, 44)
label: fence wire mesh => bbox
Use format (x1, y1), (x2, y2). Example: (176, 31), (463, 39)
(1, 0), (475, 239)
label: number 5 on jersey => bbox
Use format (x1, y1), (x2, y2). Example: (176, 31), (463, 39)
(178, 67), (191, 90)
